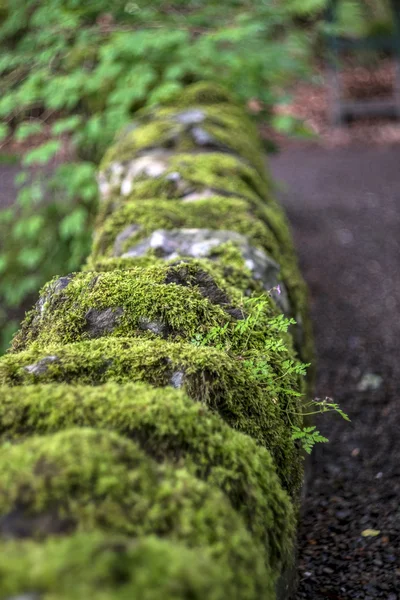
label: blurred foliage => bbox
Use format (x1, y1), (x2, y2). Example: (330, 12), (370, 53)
(288, 0), (395, 38)
(0, 0), (395, 352)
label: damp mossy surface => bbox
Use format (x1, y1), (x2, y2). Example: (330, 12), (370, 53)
(90, 196), (281, 262)
(0, 381), (295, 571)
(101, 152), (272, 206)
(102, 101), (268, 179)
(0, 428), (272, 598)
(11, 264), (247, 352)
(0, 532), (237, 600)
(0, 80), (314, 599)
(84, 251), (265, 298)
(0, 336), (304, 493)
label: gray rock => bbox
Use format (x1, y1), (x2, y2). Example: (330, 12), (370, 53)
(99, 151), (171, 199)
(357, 373), (383, 392)
(138, 317), (167, 336)
(292, 312), (304, 353)
(181, 188), (217, 202)
(120, 153), (169, 196)
(191, 127), (216, 146)
(121, 228), (291, 314)
(85, 307), (124, 338)
(170, 370), (185, 389)
(37, 274), (75, 317)
(165, 171), (181, 182)
(24, 356), (59, 376)
(175, 109), (205, 125)
(113, 224), (141, 256)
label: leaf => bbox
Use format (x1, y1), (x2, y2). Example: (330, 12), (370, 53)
(0, 123), (9, 142)
(14, 171), (28, 186)
(271, 114), (298, 134)
(12, 215), (45, 240)
(361, 529), (381, 538)
(17, 246), (45, 269)
(51, 115), (82, 135)
(23, 140), (62, 166)
(15, 122), (44, 141)
(59, 208), (87, 239)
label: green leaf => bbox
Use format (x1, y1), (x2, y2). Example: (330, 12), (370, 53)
(4, 276), (40, 306)
(15, 122), (44, 142)
(23, 140), (62, 166)
(271, 114), (298, 134)
(14, 171), (28, 186)
(0, 208), (15, 224)
(0, 123), (9, 142)
(12, 215), (45, 240)
(17, 246), (46, 269)
(0, 254), (7, 274)
(361, 529), (381, 538)
(51, 115), (82, 135)
(59, 207), (87, 239)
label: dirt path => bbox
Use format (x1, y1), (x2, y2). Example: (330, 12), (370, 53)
(270, 143), (400, 600)
(0, 163), (20, 208)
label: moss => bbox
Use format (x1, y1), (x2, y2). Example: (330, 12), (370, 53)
(0, 337), (304, 493)
(100, 82), (245, 169)
(90, 196), (282, 263)
(0, 381), (295, 571)
(89, 194), (313, 355)
(101, 120), (180, 167)
(83, 255), (272, 317)
(105, 102), (268, 180)
(11, 264), (246, 353)
(0, 428), (272, 598)
(165, 81), (240, 107)
(120, 152), (271, 205)
(0, 532), (237, 600)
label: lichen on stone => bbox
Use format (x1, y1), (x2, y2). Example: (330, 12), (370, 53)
(90, 196), (282, 263)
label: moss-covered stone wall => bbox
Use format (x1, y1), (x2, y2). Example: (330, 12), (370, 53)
(0, 82), (313, 599)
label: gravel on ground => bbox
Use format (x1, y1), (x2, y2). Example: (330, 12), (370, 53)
(270, 142), (400, 600)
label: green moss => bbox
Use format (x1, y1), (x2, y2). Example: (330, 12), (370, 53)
(122, 152), (271, 204)
(0, 381), (295, 571)
(0, 337), (304, 493)
(0, 532), (236, 600)
(107, 103), (268, 180)
(165, 81), (240, 107)
(0, 79), (313, 598)
(89, 194), (312, 354)
(0, 428), (272, 598)
(11, 264), (246, 352)
(83, 254), (271, 315)
(100, 82), (246, 170)
(101, 119), (179, 167)
(90, 196), (281, 262)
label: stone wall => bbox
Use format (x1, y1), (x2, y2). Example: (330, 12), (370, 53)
(0, 82), (313, 599)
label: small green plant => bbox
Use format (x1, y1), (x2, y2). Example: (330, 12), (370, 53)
(290, 426), (329, 455)
(192, 291), (349, 454)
